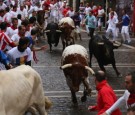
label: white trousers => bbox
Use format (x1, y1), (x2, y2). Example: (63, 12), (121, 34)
(106, 27), (117, 41)
(121, 26), (131, 43)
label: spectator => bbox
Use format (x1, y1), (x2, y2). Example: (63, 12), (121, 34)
(11, 25), (26, 44)
(0, 22), (16, 51)
(0, 50), (12, 70)
(101, 71), (135, 115)
(6, 18), (18, 38)
(27, 28), (47, 63)
(88, 70), (121, 115)
(7, 37), (32, 67)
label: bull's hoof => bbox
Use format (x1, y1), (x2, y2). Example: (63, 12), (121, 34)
(81, 96), (87, 102)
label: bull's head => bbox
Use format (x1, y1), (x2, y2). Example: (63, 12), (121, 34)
(60, 63), (94, 92)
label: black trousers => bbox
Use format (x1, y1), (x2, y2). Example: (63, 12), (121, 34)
(88, 27), (95, 38)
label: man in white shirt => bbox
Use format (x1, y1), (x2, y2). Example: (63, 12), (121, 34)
(7, 37), (32, 67)
(6, 18), (18, 38)
(11, 25), (26, 43)
(17, 4), (28, 20)
(10, 5), (18, 18)
(0, 0), (7, 10)
(106, 11), (118, 42)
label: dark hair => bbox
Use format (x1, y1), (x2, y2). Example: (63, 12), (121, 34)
(18, 37), (30, 46)
(18, 25), (25, 30)
(95, 71), (106, 82)
(5, 7), (10, 12)
(127, 71), (135, 83)
(0, 22), (7, 30)
(13, 5), (17, 9)
(29, 17), (36, 24)
(21, 19), (29, 27)
(31, 28), (37, 35)
(12, 18), (18, 23)
(17, 14), (21, 19)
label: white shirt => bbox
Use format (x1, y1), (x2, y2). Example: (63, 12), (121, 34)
(6, 27), (18, 38)
(2, 12), (12, 24)
(11, 34), (20, 43)
(107, 16), (118, 29)
(98, 9), (105, 17)
(66, 10), (74, 17)
(10, 10), (18, 18)
(7, 47), (31, 66)
(0, 3), (7, 10)
(17, 8), (28, 20)
(85, 7), (91, 15)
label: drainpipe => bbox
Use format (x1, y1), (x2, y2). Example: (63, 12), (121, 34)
(133, 0), (135, 36)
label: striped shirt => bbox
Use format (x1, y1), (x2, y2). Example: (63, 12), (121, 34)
(0, 31), (16, 51)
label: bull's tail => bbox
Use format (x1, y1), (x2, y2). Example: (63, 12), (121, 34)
(45, 96), (52, 110)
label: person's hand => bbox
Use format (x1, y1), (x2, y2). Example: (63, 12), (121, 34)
(88, 105), (96, 111)
(41, 45), (48, 51)
(100, 112), (108, 115)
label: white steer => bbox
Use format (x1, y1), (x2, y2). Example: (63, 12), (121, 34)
(0, 65), (49, 115)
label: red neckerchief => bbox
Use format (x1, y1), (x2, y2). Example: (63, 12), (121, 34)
(96, 80), (107, 91)
(127, 93), (135, 107)
(111, 16), (113, 19)
(11, 25), (17, 30)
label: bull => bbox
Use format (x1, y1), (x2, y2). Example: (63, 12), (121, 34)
(45, 22), (61, 52)
(0, 65), (52, 115)
(60, 44), (95, 104)
(59, 17), (76, 50)
(89, 35), (122, 76)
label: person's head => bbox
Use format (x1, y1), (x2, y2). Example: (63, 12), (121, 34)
(94, 70), (106, 85)
(12, 18), (18, 27)
(86, 3), (89, 7)
(32, 9), (37, 16)
(18, 25), (26, 36)
(5, 7), (10, 12)
(0, 9), (4, 17)
(20, 5), (24, 11)
(0, 22), (7, 31)
(31, 28), (37, 40)
(125, 71), (135, 93)
(13, 5), (17, 12)
(29, 16), (36, 24)
(17, 14), (22, 20)
(21, 19), (30, 31)
(80, 2), (83, 6)
(122, 9), (127, 15)
(110, 11), (114, 17)
(89, 10), (93, 16)
(98, 5), (102, 9)
(18, 37), (29, 52)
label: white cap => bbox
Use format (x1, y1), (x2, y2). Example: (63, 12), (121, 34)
(64, 1), (67, 3)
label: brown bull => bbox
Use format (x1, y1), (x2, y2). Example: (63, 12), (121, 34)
(60, 44), (95, 104)
(59, 17), (76, 50)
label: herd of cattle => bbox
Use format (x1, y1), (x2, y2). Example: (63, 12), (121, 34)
(0, 17), (123, 114)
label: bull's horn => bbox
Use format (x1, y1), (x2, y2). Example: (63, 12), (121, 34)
(60, 64), (72, 69)
(56, 30), (62, 32)
(97, 42), (104, 45)
(113, 40), (122, 48)
(44, 30), (50, 32)
(85, 66), (95, 75)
